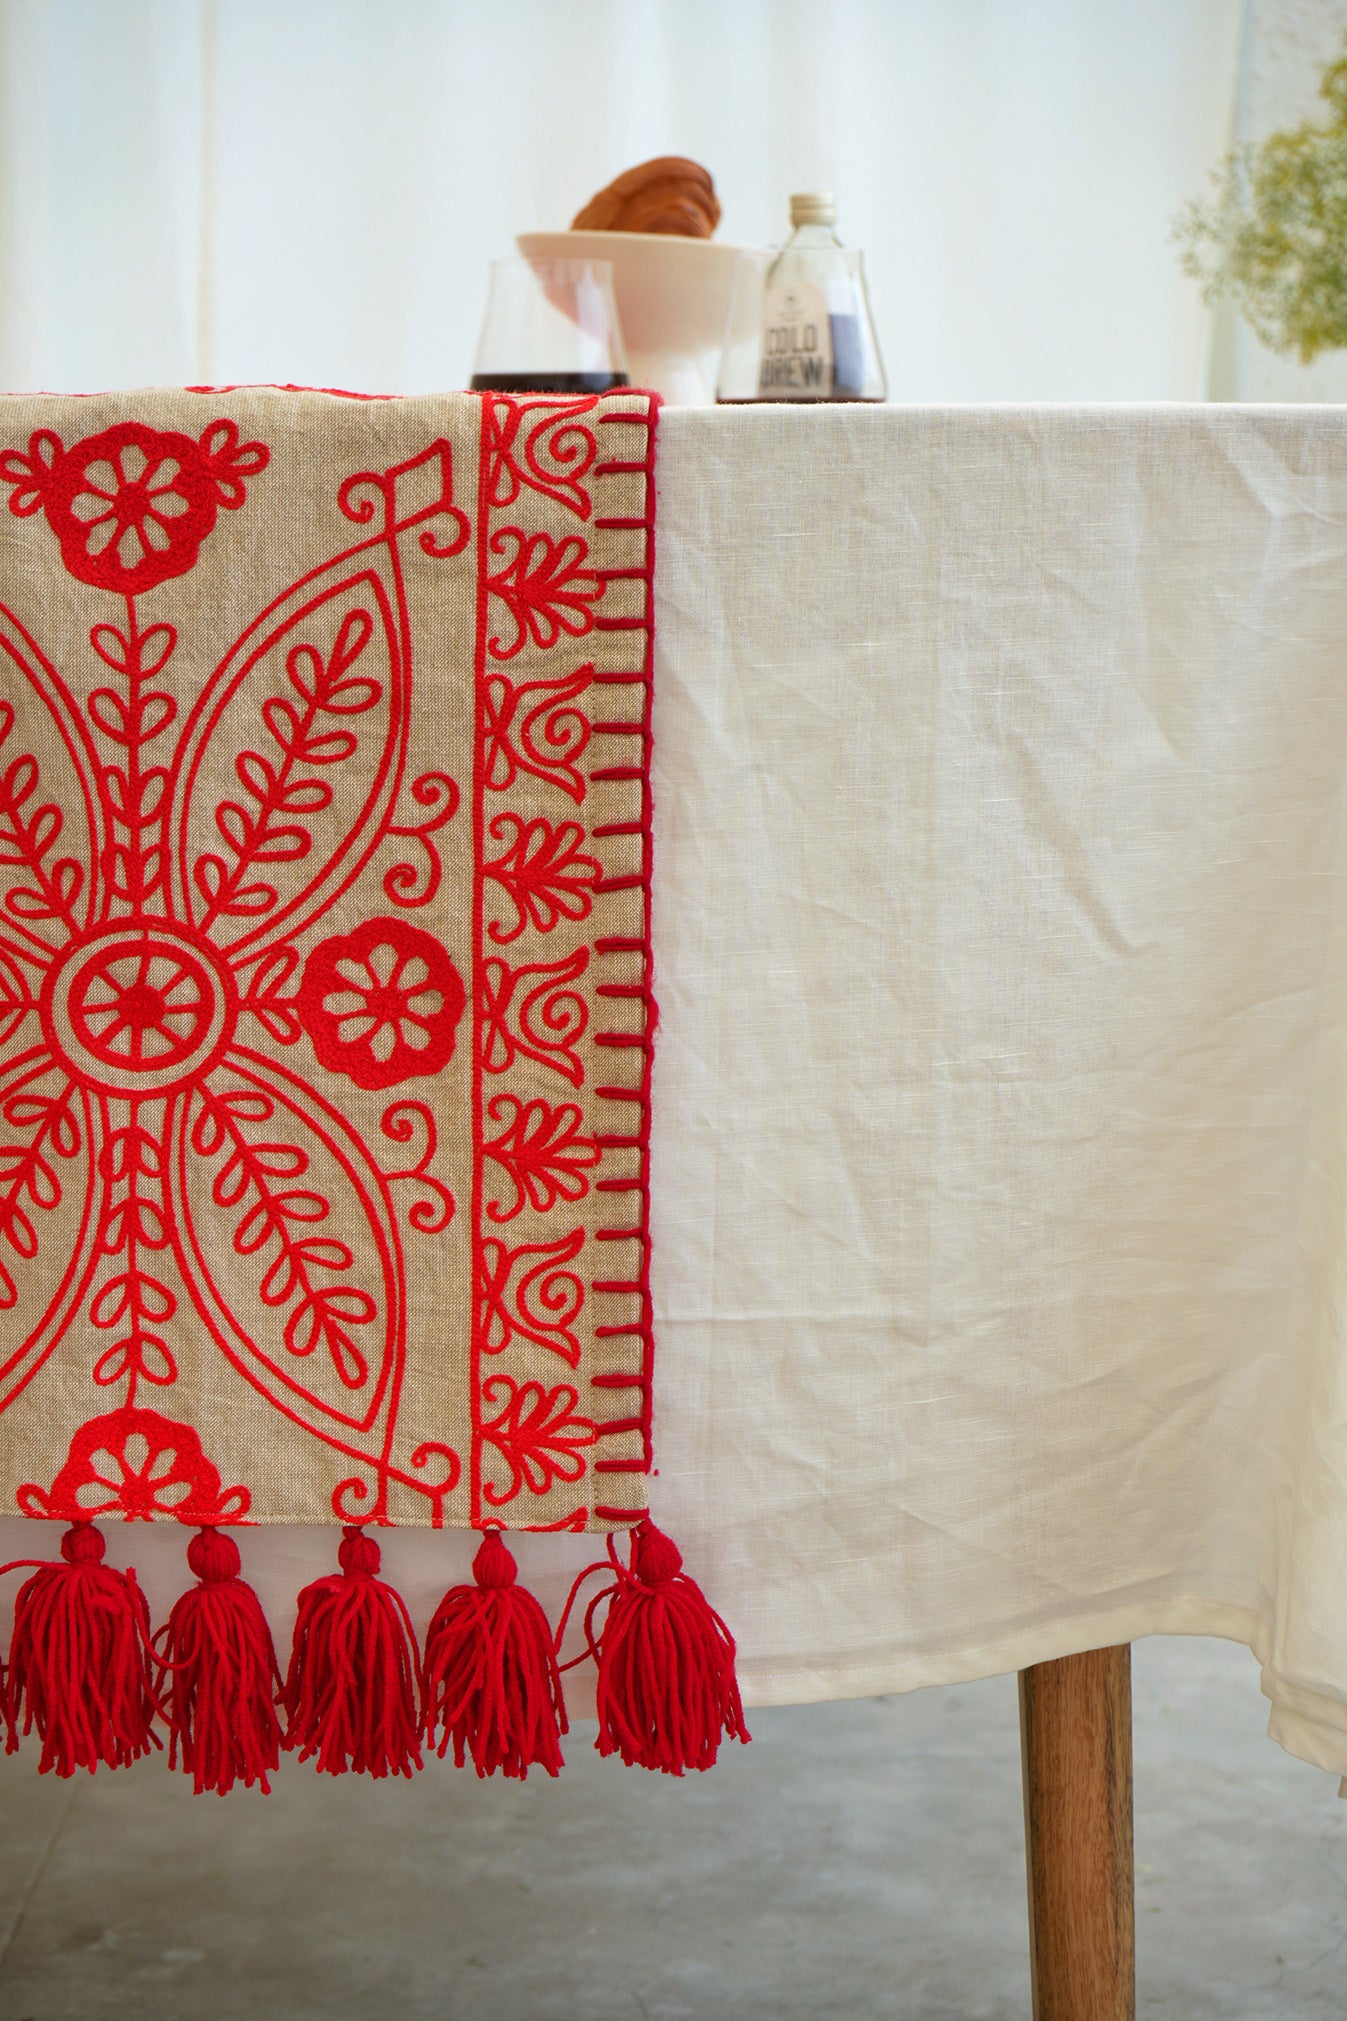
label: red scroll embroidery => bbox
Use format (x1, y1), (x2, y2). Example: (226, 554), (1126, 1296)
(480, 1229), (586, 1367)
(481, 949), (589, 1087)
(482, 665), (594, 803)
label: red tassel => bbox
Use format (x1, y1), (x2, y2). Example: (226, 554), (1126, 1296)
(421, 1529), (566, 1779)
(560, 1519), (749, 1774)
(155, 1527), (281, 1796)
(280, 1526), (421, 1778)
(2, 1522), (159, 1776)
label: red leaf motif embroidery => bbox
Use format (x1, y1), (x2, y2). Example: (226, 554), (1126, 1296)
(194, 607), (380, 929)
(480, 1375), (595, 1505)
(480, 1228), (585, 1366)
(90, 1114), (179, 1392)
(0, 702), (84, 931)
(485, 812), (599, 945)
(241, 946), (303, 1046)
(0, 1144), (55, 1280)
(483, 1093), (599, 1222)
(486, 527), (603, 660)
(187, 1079), (379, 1396)
(0, 428), (60, 516)
(0, 944), (38, 1051)
(0, 1079), (81, 1307)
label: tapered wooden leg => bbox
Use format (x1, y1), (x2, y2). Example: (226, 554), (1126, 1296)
(1019, 1645), (1134, 2021)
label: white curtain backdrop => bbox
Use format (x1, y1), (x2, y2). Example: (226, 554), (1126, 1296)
(0, 0), (1242, 401)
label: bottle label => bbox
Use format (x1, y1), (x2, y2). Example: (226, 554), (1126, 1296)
(759, 281), (833, 398)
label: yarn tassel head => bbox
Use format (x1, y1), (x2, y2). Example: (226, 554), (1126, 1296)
(421, 1529), (566, 1780)
(565, 1519), (749, 1775)
(3, 1522), (159, 1776)
(280, 1526), (421, 1778)
(156, 1527), (281, 1796)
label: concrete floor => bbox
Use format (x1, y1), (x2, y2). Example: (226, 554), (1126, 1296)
(0, 1636), (1343, 2019)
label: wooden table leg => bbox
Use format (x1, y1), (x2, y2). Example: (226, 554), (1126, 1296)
(1019, 1645), (1135, 2021)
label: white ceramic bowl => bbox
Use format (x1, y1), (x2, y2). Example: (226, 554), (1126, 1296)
(516, 229), (741, 407)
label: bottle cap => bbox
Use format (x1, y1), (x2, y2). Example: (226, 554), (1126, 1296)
(790, 192), (837, 228)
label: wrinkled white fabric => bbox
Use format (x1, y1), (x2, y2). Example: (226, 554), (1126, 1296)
(6, 402), (1347, 1778)
(645, 404), (1347, 1779)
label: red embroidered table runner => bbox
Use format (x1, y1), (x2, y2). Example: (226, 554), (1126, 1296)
(0, 388), (743, 1785)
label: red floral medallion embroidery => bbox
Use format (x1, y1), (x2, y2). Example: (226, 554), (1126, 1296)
(1, 419), (266, 595)
(297, 917), (466, 1093)
(17, 1404), (248, 1522)
(41, 921), (236, 1096)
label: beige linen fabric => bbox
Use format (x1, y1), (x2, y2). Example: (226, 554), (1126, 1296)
(6, 403), (1347, 1777)
(0, 388), (654, 1532)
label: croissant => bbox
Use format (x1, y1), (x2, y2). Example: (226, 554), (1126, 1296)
(571, 156), (721, 238)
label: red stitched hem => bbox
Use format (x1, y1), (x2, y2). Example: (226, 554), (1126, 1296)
(585, 398), (659, 1516)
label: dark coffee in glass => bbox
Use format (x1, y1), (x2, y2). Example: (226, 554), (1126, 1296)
(470, 371), (630, 394)
(471, 260), (627, 398)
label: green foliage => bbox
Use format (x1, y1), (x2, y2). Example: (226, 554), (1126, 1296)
(1176, 47), (1347, 361)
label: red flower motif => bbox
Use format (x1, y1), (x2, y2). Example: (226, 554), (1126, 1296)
(485, 812), (599, 945)
(486, 527), (603, 659)
(0, 417), (267, 594)
(17, 1405), (249, 1522)
(484, 1093), (598, 1221)
(297, 916), (466, 1092)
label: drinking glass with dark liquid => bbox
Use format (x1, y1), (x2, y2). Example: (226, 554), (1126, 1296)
(470, 257), (629, 394)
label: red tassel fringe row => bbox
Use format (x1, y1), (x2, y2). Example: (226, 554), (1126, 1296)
(0, 1518), (744, 1785)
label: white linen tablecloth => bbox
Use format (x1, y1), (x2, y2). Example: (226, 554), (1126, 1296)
(6, 403), (1347, 1776)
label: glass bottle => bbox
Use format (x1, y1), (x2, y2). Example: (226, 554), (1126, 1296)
(717, 193), (887, 403)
